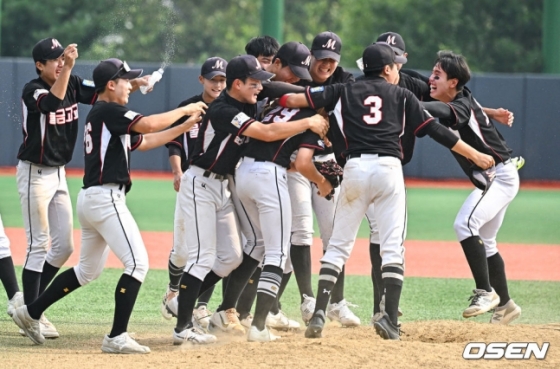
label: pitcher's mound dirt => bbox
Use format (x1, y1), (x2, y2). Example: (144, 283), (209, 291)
(3, 321), (559, 369)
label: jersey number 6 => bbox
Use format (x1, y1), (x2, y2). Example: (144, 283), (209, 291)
(84, 122), (93, 154)
(362, 95), (382, 125)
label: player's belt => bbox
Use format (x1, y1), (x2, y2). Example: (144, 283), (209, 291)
(203, 170), (227, 181)
(347, 153), (394, 160)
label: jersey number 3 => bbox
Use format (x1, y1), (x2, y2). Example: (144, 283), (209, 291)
(363, 96), (382, 125)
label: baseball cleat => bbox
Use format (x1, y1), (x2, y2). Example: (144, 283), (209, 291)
(373, 313), (401, 341)
(327, 299), (361, 327)
(7, 291), (24, 318)
(173, 326), (217, 345)
(11, 306), (44, 345)
(304, 310), (326, 339)
(490, 299), (522, 325)
(39, 314), (59, 339)
(463, 288), (500, 318)
(379, 294), (403, 318)
(266, 310), (300, 331)
(239, 313), (253, 329)
(192, 305), (212, 329)
(300, 294), (316, 326)
(208, 308), (245, 335)
(511, 156), (525, 171)
(247, 325), (281, 342)
(101, 332), (151, 354)
(160, 288), (178, 320)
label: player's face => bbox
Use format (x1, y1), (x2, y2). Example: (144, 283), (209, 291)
(272, 65), (300, 84)
(257, 55), (274, 70)
(386, 64), (400, 85)
(239, 77), (263, 104)
(37, 55), (65, 85)
(310, 56), (338, 84)
(113, 78), (133, 105)
(200, 75), (226, 102)
(429, 63), (457, 103)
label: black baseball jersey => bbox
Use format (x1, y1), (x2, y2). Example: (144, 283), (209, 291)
(242, 106), (324, 168)
(18, 75), (97, 166)
(305, 76), (438, 160)
(82, 101), (144, 193)
(190, 92), (257, 175)
(166, 94), (204, 172)
(438, 87), (512, 168)
(296, 66), (355, 87)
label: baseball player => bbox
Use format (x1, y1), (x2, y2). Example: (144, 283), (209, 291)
(15, 38), (99, 338)
(421, 51), (521, 324)
(287, 31), (360, 327)
(171, 54), (328, 345)
(216, 104), (331, 342)
(1, 214), (24, 321)
(12, 58), (206, 353)
(245, 35), (280, 70)
(160, 57), (228, 329)
(279, 42), (494, 340)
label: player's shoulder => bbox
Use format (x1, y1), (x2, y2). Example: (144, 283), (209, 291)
(22, 77), (47, 95)
(70, 74), (95, 89)
(177, 94), (203, 108)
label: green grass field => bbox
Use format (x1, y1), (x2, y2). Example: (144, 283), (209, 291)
(1, 175), (559, 244)
(0, 267), (559, 348)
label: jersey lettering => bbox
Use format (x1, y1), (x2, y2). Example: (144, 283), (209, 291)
(84, 122), (93, 154)
(322, 39), (337, 50)
(263, 107), (300, 123)
(363, 96), (383, 125)
(48, 104), (78, 125)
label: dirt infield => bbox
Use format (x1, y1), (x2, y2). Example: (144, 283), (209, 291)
(1, 321), (559, 368)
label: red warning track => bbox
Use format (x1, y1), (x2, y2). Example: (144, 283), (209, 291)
(4, 228), (560, 281)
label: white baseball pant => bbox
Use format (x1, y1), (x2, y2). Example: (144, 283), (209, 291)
(16, 160), (74, 272)
(74, 185), (149, 285)
(0, 214), (11, 259)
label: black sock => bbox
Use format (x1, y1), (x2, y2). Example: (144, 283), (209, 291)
(369, 243), (383, 314)
(487, 252), (510, 307)
(0, 256), (20, 299)
(330, 267), (345, 304)
(39, 262), (60, 295)
(290, 244), (314, 302)
(198, 271), (222, 298)
(196, 284), (215, 308)
(382, 264), (404, 326)
(27, 268), (81, 320)
(109, 274), (142, 338)
(460, 236), (491, 292)
(270, 272), (291, 315)
(22, 268), (41, 304)
(168, 260), (183, 292)
(314, 263), (340, 316)
(236, 267), (260, 319)
(221, 275), (229, 300)
(253, 265), (283, 330)
(220, 253), (259, 312)
(175, 273), (203, 332)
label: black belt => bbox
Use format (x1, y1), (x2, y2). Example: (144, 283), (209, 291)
(347, 153), (394, 160)
(203, 170), (227, 181)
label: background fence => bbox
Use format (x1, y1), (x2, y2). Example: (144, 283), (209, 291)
(1, 58), (558, 180)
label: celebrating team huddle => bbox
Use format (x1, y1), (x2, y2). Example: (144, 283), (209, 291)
(1, 29), (524, 354)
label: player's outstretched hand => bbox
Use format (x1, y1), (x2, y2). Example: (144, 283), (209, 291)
(308, 114), (329, 138)
(179, 111), (203, 132)
(182, 101), (208, 116)
(63, 44), (78, 69)
(473, 153), (495, 170)
(491, 108), (514, 127)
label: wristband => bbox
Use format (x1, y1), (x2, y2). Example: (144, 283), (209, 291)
(278, 94), (291, 108)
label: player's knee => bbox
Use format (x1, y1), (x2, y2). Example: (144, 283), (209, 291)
(169, 253), (187, 269)
(453, 217), (472, 239)
(290, 231), (313, 246)
(74, 265), (102, 286)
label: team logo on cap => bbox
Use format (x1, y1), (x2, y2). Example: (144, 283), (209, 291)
(212, 60), (224, 70)
(322, 39), (337, 50)
(52, 38), (62, 49)
(302, 56), (311, 66)
(385, 35), (396, 45)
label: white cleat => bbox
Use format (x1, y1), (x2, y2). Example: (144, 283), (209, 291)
(266, 310), (300, 331)
(208, 308), (245, 335)
(300, 294), (316, 326)
(160, 288), (178, 320)
(247, 325), (280, 342)
(240, 314), (253, 329)
(173, 326), (217, 345)
(463, 288), (500, 318)
(193, 305), (212, 329)
(12, 306), (44, 345)
(101, 332), (150, 354)
(7, 291), (24, 317)
(490, 299), (522, 325)
(327, 299), (361, 327)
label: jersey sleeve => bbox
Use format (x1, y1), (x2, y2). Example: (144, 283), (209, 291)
(209, 103), (256, 136)
(404, 91), (436, 138)
(104, 103), (144, 135)
(130, 133), (144, 152)
(298, 130), (325, 152)
(305, 84), (344, 111)
(22, 81), (62, 114)
(442, 96), (471, 129)
(72, 75), (98, 105)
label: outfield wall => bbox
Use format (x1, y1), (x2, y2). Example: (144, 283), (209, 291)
(1, 58), (558, 180)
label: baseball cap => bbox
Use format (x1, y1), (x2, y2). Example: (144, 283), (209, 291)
(311, 31), (342, 62)
(470, 165), (496, 192)
(32, 38), (64, 62)
(377, 32), (406, 57)
(226, 55), (275, 81)
(201, 57), (227, 80)
(275, 42), (312, 81)
(93, 58), (143, 91)
(362, 42), (407, 72)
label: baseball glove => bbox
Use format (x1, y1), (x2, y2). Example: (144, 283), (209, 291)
(314, 159), (344, 200)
